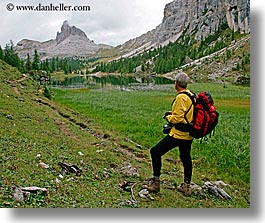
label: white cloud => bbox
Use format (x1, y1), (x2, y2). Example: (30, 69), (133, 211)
(0, 0), (172, 47)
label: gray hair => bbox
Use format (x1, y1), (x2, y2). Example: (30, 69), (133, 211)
(175, 72), (190, 88)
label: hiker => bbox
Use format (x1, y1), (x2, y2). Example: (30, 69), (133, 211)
(143, 72), (194, 196)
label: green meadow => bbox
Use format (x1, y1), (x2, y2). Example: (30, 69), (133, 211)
(53, 83), (250, 207)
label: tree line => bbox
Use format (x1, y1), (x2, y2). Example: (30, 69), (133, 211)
(0, 41), (85, 75)
(0, 41), (23, 71)
(0, 23), (249, 79)
(92, 23), (248, 75)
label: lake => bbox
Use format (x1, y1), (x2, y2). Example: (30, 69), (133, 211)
(50, 74), (175, 90)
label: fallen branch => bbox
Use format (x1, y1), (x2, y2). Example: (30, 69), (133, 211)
(130, 182), (138, 203)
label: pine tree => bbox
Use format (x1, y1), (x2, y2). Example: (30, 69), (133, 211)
(25, 53), (31, 72)
(51, 57), (55, 72)
(56, 57), (59, 70)
(19, 60), (26, 73)
(32, 49), (39, 70)
(0, 45), (3, 60)
(3, 41), (21, 69)
(44, 59), (49, 72)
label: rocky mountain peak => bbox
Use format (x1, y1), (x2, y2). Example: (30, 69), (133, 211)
(62, 20), (69, 28)
(56, 20), (88, 44)
(117, 0), (250, 58)
(159, 0), (250, 42)
(15, 20), (112, 60)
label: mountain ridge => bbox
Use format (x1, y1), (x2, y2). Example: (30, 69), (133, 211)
(15, 20), (113, 60)
(14, 0), (250, 60)
(114, 0), (250, 58)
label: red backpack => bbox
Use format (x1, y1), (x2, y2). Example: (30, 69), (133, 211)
(178, 91), (219, 141)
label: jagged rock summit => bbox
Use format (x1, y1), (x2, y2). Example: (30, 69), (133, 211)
(56, 20), (88, 44)
(15, 20), (112, 59)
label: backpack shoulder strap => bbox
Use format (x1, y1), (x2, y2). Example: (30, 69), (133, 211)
(178, 91), (196, 104)
(177, 91), (196, 124)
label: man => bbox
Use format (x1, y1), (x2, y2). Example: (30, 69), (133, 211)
(143, 72), (194, 196)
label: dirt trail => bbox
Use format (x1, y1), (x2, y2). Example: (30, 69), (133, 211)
(46, 110), (79, 141)
(10, 74), (29, 95)
(12, 86), (21, 95)
(35, 98), (148, 163)
(15, 74), (28, 83)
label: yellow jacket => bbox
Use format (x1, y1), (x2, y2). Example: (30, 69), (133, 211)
(166, 90), (194, 140)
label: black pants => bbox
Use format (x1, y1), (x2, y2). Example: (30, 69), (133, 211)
(150, 135), (193, 184)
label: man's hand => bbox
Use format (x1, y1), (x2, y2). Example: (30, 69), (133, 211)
(163, 111), (172, 119)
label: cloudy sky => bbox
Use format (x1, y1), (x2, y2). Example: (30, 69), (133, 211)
(0, 0), (173, 47)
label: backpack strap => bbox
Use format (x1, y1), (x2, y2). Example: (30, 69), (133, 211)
(178, 91), (196, 105)
(177, 91), (196, 124)
(172, 91), (195, 132)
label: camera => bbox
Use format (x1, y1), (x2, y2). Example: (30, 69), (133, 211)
(163, 123), (172, 134)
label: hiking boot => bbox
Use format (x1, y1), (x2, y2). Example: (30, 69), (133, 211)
(142, 178), (160, 193)
(177, 183), (191, 196)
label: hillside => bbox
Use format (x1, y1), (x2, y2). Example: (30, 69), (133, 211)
(92, 30), (250, 85)
(165, 34), (250, 84)
(0, 60), (150, 207)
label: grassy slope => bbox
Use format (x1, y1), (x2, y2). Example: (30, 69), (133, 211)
(0, 60), (139, 208)
(0, 60), (250, 207)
